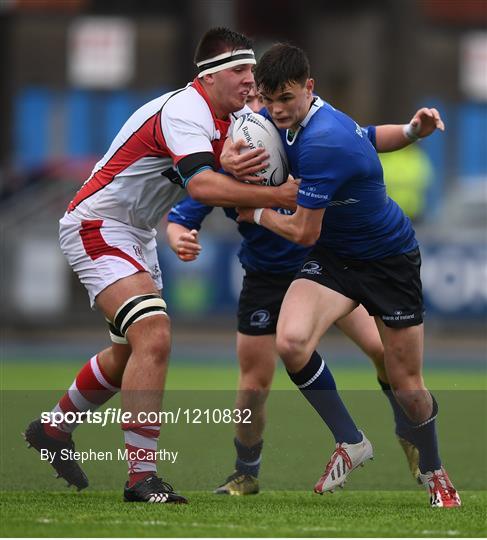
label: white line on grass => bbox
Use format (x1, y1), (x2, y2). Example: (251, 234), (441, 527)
(421, 530), (460, 536)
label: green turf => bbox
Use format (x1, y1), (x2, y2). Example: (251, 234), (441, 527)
(1, 360), (486, 537)
(1, 361), (486, 390)
(1, 490), (486, 537)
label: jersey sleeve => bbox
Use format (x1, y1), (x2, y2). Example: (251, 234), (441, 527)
(161, 96), (218, 186)
(297, 137), (361, 209)
(161, 94), (214, 156)
(167, 196), (214, 231)
(260, 107), (272, 121)
(361, 125), (377, 148)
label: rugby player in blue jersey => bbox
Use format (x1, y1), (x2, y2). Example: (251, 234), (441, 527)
(235, 43), (460, 508)
(166, 85), (425, 497)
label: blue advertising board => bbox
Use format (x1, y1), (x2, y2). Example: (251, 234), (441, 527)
(158, 239), (487, 321)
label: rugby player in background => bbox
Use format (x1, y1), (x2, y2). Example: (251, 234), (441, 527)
(235, 43), (459, 508)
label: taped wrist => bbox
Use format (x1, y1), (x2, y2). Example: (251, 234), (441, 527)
(253, 208), (264, 224)
(403, 123), (420, 142)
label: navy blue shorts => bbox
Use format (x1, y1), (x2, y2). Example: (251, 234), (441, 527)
(294, 246), (424, 328)
(237, 270), (295, 335)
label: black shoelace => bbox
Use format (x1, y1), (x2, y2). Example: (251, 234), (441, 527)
(144, 475), (175, 493)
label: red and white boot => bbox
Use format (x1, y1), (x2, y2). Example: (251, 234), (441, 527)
(314, 431), (373, 493)
(419, 467), (461, 508)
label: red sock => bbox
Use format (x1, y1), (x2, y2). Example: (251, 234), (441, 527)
(44, 355), (120, 441)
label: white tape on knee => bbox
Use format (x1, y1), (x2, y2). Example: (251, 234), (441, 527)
(105, 317), (129, 344)
(113, 294), (167, 336)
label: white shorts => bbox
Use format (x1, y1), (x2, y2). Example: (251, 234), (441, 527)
(59, 213), (163, 308)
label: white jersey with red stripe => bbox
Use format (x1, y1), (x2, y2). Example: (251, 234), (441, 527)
(66, 79), (250, 231)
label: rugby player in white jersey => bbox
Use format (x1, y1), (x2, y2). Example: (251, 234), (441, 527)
(23, 27), (297, 504)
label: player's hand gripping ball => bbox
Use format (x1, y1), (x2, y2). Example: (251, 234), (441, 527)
(232, 113), (289, 186)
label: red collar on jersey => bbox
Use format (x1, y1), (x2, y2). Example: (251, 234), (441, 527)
(191, 78), (231, 168)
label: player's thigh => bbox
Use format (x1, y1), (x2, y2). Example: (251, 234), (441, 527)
(236, 332), (278, 388)
(335, 305), (384, 368)
(60, 215), (163, 314)
(96, 271), (159, 320)
(277, 278), (357, 353)
(237, 270), (292, 336)
(94, 270), (168, 354)
(236, 270), (290, 383)
(98, 280), (171, 362)
(357, 248), (424, 329)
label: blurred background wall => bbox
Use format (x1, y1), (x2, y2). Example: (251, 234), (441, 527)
(0, 0), (486, 335)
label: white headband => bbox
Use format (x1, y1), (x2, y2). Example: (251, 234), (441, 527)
(196, 49), (256, 77)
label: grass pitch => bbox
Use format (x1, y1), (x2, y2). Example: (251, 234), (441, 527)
(1, 490), (486, 537)
(1, 360), (486, 537)
(2, 360), (485, 391)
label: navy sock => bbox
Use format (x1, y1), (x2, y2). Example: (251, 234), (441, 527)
(234, 438), (263, 477)
(378, 379), (441, 473)
(410, 395), (441, 473)
(377, 378), (414, 441)
(287, 351), (361, 444)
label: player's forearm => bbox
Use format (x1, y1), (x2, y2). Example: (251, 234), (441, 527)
(374, 125), (412, 152)
(166, 222), (190, 253)
(376, 107), (445, 152)
(188, 170), (292, 208)
(259, 209), (318, 246)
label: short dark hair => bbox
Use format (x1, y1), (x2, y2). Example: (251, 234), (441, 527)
(255, 43), (310, 94)
(194, 27), (253, 64)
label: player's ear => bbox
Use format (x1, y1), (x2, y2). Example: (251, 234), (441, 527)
(202, 73), (215, 86)
(306, 78), (315, 96)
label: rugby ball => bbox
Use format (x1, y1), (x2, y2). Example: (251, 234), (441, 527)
(232, 113), (289, 186)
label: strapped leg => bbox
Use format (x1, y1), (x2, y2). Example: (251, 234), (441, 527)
(106, 318), (128, 344)
(110, 293), (168, 338)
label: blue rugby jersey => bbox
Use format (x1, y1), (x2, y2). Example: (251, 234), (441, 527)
(262, 98), (417, 260)
(167, 198), (310, 274)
